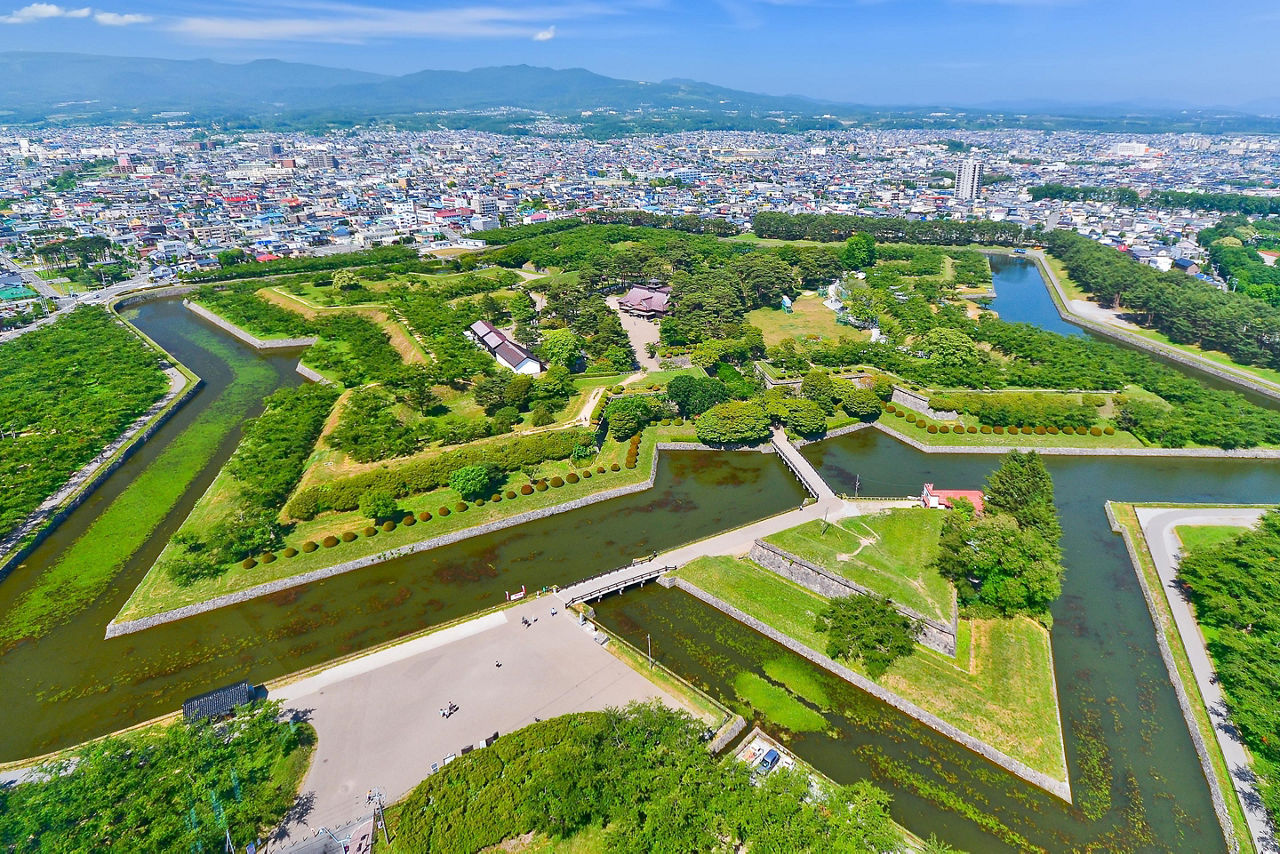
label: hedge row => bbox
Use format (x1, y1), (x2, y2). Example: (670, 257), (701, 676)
(286, 430), (593, 520)
(909, 418), (1115, 437)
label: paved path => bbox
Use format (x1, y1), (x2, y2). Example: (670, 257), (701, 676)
(605, 295), (661, 371)
(269, 598), (688, 848)
(1136, 506), (1279, 854)
(771, 427), (837, 500)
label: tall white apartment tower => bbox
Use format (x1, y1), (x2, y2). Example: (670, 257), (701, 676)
(955, 159), (984, 200)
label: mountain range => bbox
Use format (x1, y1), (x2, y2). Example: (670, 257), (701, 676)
(1, 51), (1277, 135)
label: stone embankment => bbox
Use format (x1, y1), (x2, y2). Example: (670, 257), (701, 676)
(747, 541), (957, 656)
(667, 576), (1072, 803)
(183, 300), (318, 349)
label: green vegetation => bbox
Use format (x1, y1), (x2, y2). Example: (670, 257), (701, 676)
(0, 701), (313, 852)
(751, 212), (1028, 247)
(747, 293), (863, 347)
(763, 511), (952, 623)
(1175, 524), (1246, 554)
(816, 593), (922, 677)
(733, 671), (830, 732)
(1177, 509), (1280, 822)
(0, 306), (168, 539)
(1200, 215), (1280, 306)
(936, 451), (1064, 621)
(388, 703), (901, 854)
(185, 244), (422, 282)
(1030, 184), (1280, 217)
(694, 399), (771, 444)
(674, 555), (1065, 779)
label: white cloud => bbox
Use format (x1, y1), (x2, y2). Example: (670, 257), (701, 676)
(94, 10), (150, 24)
(1, 3), (90, 23)
(171, 2), (616, 42)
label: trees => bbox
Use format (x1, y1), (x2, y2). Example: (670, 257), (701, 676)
(665, 374), (732, 416)
(604, 395), (662, 440)
(982, 450), (1061, 541)
(694, 400), (771, 445)
(538, 327), (583, 369)
(842, 386), (883, 420)
(841, 233), (877, 270)
(800, 369), (839, 413)
(449, 464), (498, 501)
(815, 594), (921, 677)
(331, 269), (359, 291)
(359, 487), (399, 521)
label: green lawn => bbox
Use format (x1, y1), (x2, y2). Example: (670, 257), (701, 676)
(627, 366), (707, 387)
(876, 409), (1146, 450)
(674, 556), (1066, 781)
(762, 510), (953, 623)
(116, 431), (656, 622)
(1175, 524), (1249, 554)
(747, 293), (866, 347)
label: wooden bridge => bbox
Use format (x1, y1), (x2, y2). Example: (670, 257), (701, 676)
(554, 562), (675, 605)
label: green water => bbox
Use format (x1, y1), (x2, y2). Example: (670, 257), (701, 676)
(0, 299), (805, 760)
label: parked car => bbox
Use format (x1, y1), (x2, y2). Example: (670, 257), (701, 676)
(757, 748), (780, 773)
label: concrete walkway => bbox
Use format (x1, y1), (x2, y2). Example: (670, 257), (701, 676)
(269, 598), (688, 848)
(1136, 506), (1279, 854)
(605, 294), (661, 371)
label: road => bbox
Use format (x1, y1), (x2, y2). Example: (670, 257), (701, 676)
(268, 598), (689, 848)
(1136, 506), (1279, 854)
(0, 267), (167, 344)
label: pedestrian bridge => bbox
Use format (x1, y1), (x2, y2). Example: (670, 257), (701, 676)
(555, 562), (674, 605)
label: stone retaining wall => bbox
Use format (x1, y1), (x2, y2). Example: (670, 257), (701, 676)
(106, 444), (671, 637)
(748, 541), (957, 656)
(668, 576), (1073, 803)
(708, 715), (748, 754)
(791, 421), (874, 448)
(1032, 251), (1280, 404)
(1107, 503), (1239, 854)
(183, 300), (318, 350)
(112, 284), (200, 307)
(892, 387), (957, 421)
(295, 363), (333, 385)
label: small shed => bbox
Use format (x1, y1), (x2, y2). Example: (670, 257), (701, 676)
(183, 680), (255, 722)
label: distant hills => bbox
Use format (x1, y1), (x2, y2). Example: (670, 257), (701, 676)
(2, 51), (1278, 135)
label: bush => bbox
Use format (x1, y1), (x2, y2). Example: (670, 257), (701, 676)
(1021, 426), (1035, 435)
(885, 403), (896, 413)
(660, 419), (671, 426)
(455, 501), (469, 512)
(1047, 426), (1059, 435)
(362, 525), (377, 536)
(439, 506), (451, 516)
(895, 410), (906, 418)
(322, 535), (339, 548)
(550, 476), (565, 488)
(673, 417), (684, 426)
(1034, 426), (1046, 435)
(382, 520), (397, 532)
(566, 472), (579, 483)
(597, 465), (606, 473)
(967, 425), (978, 434)
(474, 499), (485, 506)
(1076, 425), (1089, 435)
(241, 557), (258, 569)
(282, 547), (298, 558)
(491, 493), (502, 502)
(611, 463), (621, 471)
(994, 425), (1005, 435)
(418, 511), (432, 522)
(927, 424), (938, 433)
(403, 515), (416, 526)
(939, 425), (950, 433)
(915, 420), (927, 429)
(261, 552), (276, 564)
(981, 425), (992, 434)
(1104, 425), (1116, 435)
(1090, 426), (1103, 436)
(449, 463), (498, 502)
(301, 541), (318, 553)
(535, 480), (549, 491)
(521, 483), (534, 495)
(505, 490), (517, 499)
(359, 487), (399, 522)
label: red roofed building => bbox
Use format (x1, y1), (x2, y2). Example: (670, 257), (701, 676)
(921, 483), (984, 515)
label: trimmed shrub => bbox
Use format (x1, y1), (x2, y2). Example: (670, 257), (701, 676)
(993, 425), (1005, 435)
(1090, 426), (1103, 436)
(491, 494), (502, 502)
(455, 501), (469, 512)
(1034, 426), (1046, 435)
(363, 526), (378, 536)
(673, 417), (684, 426)
(403, 515), (416, 526)
(596, 465), (606, 473)
(301, 541), (318, 553)
(535, 480), (549, 491)
(282, 547), (298, 558)
(566, 473), (579, 484)
(967, 426), (978, 434)
(660, 419), (671, 426)
(927, 424), (938, 434)
(1076, 425), (1089, 435)
(474, 499), (485, 506)
(261, 552), (276, 564)
(938, 425), (950, 434)
(885, 403), (896, 413)
(322, 535), (339, 548)
(895, 410), (906, 418)
(521, 484), (534, 495)
(382, 520), (397, 532)
(550, 476), (565, 488)
(1103, 426), (1116, 435)
(439, 506), (451, 516)
(505, 490), (517, 499)
(418, 511), (433, 522)
(980, 425), (992, 434)
(1047, 426), (1059, 435)
(610, 463), (621, 472)
(242, 557), (257, 569)
(1021, 426), (1035, 435)
(341, 531), (357, 542)
(581, 470), (591, 479)
(915, 420), (927, 430)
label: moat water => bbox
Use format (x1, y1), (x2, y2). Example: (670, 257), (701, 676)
(2, 265), (1276, 851)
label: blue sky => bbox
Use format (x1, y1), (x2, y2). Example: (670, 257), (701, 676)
(0, 0), (1277, 108)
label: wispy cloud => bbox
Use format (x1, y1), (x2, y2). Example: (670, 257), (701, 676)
(93, 9), (149, 24)
(0, 3), (90, 23)
(171, 1), (618, 42)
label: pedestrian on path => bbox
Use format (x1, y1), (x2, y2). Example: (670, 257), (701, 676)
(495, 660), (502, 668)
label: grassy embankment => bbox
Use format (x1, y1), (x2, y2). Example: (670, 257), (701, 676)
(117, 429), (658, 622)
(1040, 253), (1280, 391)
(874, 409), (1146, 450)
(673, 554), (1064, 781)
(1175, 524), (1248, 554)
(761, 510), (952, 623)
(1107, 502), (1256, 853)
(0, 325), (279, 646)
